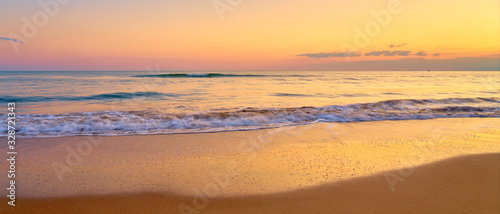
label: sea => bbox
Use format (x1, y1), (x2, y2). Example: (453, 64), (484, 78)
(1, 71), (498, 137)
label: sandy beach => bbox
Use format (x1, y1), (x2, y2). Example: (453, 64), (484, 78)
(1, 118), (500, 213)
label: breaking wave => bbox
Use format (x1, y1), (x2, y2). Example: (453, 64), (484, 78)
(3, 97), (499, 137)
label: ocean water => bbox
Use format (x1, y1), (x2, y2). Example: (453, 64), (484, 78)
(1, 71), (499, 137)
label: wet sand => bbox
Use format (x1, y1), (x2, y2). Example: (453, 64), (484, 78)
(1, 118), (499, 213)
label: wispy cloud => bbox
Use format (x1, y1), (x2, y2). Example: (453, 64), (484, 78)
(365, 50), (411, 56)
(415, 51), (427, 56)
(0, 37), (24, 44)
(389, 43), (407, 48)
(297, 52), (361, 58)
(299, 50), (441, 58)
(305, 57), (500, 71)
(397, 51), (411, 56)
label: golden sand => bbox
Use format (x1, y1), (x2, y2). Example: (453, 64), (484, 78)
(1, 118), (499, 213)
(3, 153), (499, 214)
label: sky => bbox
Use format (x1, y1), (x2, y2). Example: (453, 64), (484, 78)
(0, 0), (499, 71)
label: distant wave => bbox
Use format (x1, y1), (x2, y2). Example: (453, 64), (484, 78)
(271, 93), (313, 97)
(0, 92), (176, 103)
(133, 73), (314, 78)
(4, 97), (499, 137)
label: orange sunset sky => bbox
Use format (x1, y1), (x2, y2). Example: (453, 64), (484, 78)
(0, 0), (499, 71)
